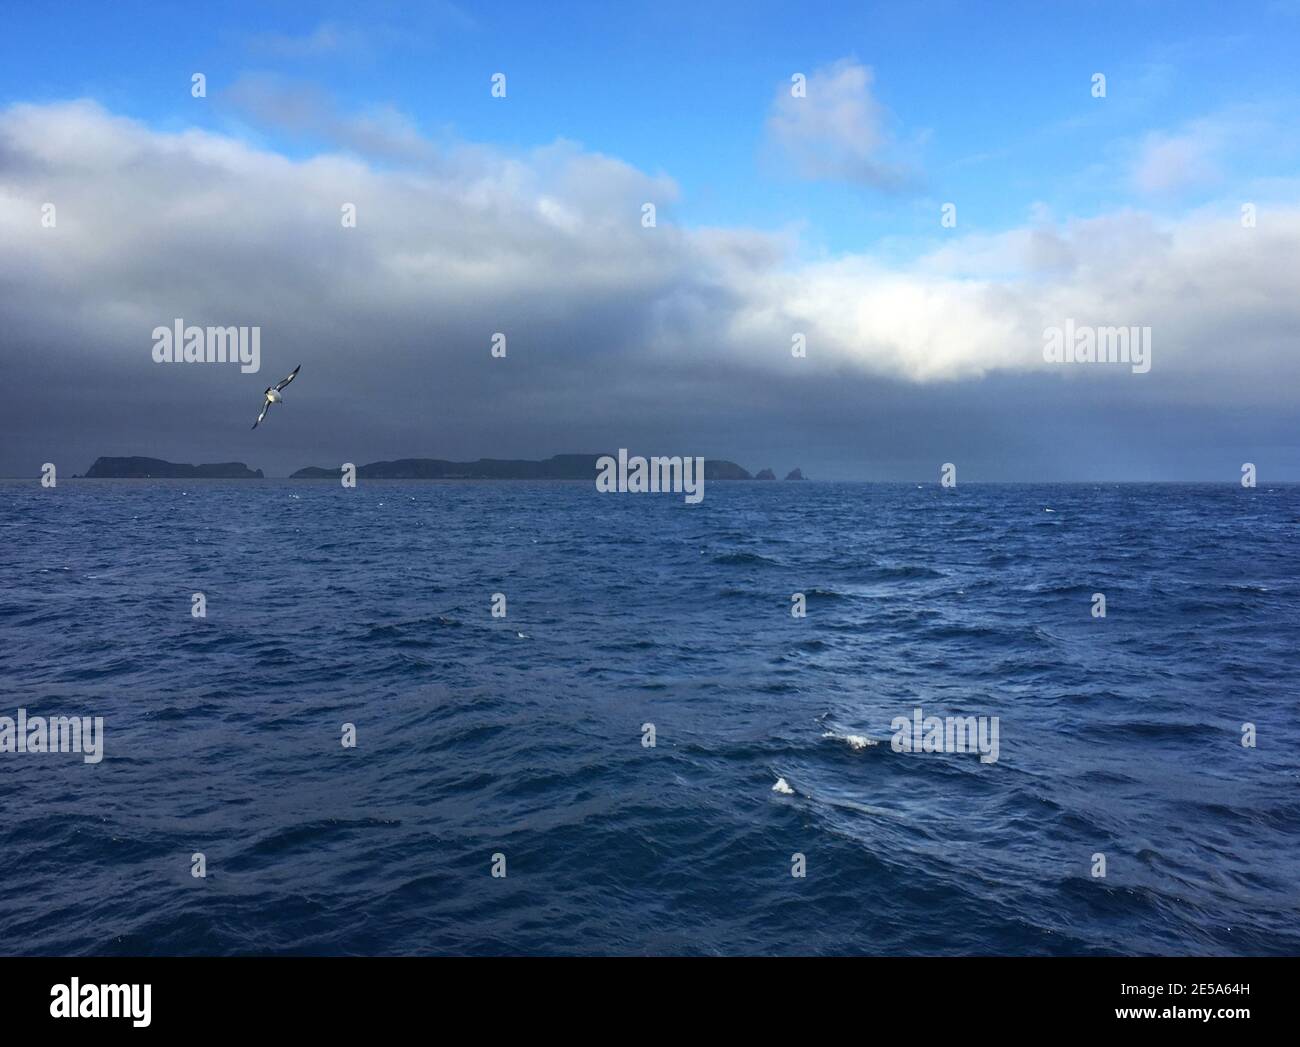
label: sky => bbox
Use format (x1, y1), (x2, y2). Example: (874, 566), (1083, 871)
(1, 0), (1298, 479)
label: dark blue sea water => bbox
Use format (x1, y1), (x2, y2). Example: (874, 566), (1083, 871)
(2, 480), (1297, 956)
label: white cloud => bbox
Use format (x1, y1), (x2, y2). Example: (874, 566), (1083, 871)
(224, 74), (436, 161)
(247, 22), (367, 59)
(765, 60), (915, 189)
(1132, 125), (1223, 194)
(1, 100), (1297, 405)
(1128, 108), (1292, 196)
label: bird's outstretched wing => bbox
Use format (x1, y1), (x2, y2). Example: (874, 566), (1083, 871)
(275, 365), (301, 392)
(252, 401), (271, 429)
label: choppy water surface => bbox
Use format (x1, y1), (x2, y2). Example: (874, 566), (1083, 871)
(1, 480), (1297, 955)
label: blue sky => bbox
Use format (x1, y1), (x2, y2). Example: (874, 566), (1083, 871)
(1, 1), (1298, 478)
(6, 0), (1298, 256)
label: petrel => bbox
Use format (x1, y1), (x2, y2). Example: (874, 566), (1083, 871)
(252, 365), (301, 429)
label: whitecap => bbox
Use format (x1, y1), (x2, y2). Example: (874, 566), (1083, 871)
(772, 777), (795, 795)
(823, 731), (876, 750)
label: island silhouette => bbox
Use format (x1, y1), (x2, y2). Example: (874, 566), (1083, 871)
(78, 455), (812, 481)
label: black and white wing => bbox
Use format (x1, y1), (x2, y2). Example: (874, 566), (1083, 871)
(275, 364), (301, 392)
(252, 399), (271, 429)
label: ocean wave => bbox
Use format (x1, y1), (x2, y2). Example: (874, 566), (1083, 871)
(711, 551), (783, 567)
(3, 479), (1298, 956)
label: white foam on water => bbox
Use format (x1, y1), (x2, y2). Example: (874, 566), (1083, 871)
(823, 731), (876, 750)
(772, 777), (795, 795)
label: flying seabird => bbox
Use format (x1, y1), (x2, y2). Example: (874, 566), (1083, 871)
(252, 365), (301, 429)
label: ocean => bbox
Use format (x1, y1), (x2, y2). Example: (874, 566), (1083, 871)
(1, 479), (1297, 955)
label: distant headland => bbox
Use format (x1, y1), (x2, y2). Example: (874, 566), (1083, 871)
(84, 457), (263, 479)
